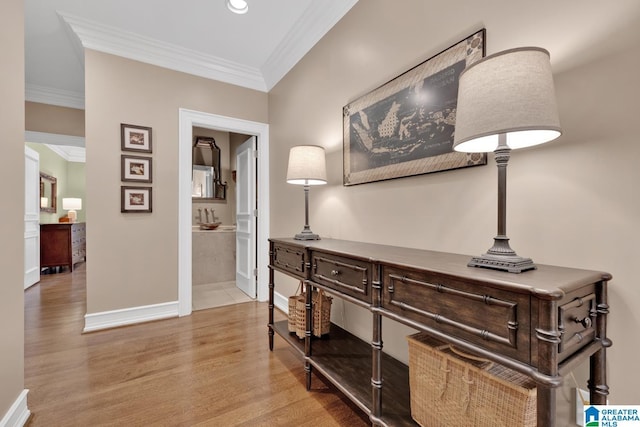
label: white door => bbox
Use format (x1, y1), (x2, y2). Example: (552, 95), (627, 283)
(235, 136), (256, 298)
(25, 146), (40, 289)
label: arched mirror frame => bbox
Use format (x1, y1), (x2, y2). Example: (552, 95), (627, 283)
(192, 136), (227, 201)
(40, 172), (57, 213)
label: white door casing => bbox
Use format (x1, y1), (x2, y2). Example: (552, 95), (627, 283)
(235, 137), (256, 298)
(24, 146), (40, 289)
(178, 109), (269, 316)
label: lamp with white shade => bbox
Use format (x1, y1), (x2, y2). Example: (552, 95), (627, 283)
(453, 47), (561, 273)
(62, 198), (82, 223)
(286, 145), (327, 240)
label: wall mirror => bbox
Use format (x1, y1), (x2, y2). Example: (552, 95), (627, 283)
(40, 172), (57, 213)
(192, 136), (227, 201)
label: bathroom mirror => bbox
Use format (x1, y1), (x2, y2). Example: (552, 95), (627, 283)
(40, 172), (57, 213)
(192, 136), (227, 201)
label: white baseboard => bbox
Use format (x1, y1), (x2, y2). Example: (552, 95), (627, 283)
(0, 390), (30, 427)
(84, 301), (179, 333)
(274, 291), (288, 314)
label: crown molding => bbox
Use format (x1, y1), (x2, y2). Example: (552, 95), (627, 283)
(25, 84), (85, 109)
(58, 11), (268, 92)
(45, 144), (86, 163)
(25, 131), (86, 163)
(261, 0), (359, 90)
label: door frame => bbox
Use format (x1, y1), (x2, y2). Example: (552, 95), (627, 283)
(178, 109), (269, 316)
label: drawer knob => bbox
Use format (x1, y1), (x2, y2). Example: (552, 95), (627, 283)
(573, 316), (592, 329)
(330, 269), (340, 277)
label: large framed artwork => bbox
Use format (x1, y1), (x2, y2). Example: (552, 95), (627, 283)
(343, 29), (486, 186)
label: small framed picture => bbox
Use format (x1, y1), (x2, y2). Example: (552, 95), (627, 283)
(121, 186), (152, 213)
(121, 124), (152, 153)
(121, 155), (152, 183)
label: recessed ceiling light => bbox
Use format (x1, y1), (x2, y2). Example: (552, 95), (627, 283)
(227, 0), (248, 14)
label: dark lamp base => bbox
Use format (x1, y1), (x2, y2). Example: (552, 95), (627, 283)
(468, 235), (537, 273)
(468, 253), (536, 273)
(294, 230), (321, 241)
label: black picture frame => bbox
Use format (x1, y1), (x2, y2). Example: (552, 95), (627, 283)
(121, 124), (152, 153)
(121, 186), (152, 213)
(343, 29), (487, 186)
(121, 155), (152, 183)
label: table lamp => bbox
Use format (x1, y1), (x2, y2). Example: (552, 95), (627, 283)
(62, 198), (82, 222)
(453, 47), (562, 273)
(286, 145), (327, 240)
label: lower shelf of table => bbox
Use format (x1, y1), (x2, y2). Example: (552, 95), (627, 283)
(271, 320), (418, 426)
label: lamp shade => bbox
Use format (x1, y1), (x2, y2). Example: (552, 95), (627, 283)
(226, 0), (248, 14)
(62, 198), (82, 211)
(286, 145), (327, 186)
(453, 47), (561, 153)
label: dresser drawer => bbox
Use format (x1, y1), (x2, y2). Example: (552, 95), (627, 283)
(311, 252), (371, 303)
(272, 243), (307, 279)
(382, 266), (530, 364)
(558, 291), (597, 361)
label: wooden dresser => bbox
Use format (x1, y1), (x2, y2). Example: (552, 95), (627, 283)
(40, 223), (86, 272)
(268, 238), (611, 427)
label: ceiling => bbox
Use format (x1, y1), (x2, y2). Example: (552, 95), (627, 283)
(25, 0), (358, 109)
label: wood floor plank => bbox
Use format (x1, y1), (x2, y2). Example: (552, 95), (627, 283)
(25, 264), (369, 426)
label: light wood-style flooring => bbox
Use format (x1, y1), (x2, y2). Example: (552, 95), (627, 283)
(25, 264), (369, 426)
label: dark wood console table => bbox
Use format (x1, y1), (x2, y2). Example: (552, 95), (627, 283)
(268, 238), (611, 427)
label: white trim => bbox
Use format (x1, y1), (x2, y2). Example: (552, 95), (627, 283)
(25, 83), (85, 109)
(58, 3), (358, 93)
(25, 131), (85, 148)
(59, 12), (267, 92)
(44, 144), (86, 163)
(83, 301), (179, 333)
(0, 390), (30, 427)
(178, 109), (270, 317)
(261, 0), (359, 89)
(274, 291), (288, 314)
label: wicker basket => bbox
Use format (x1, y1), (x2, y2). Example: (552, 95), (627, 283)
(407, 332), (537, 427)
(289, 283), (332, 339)
(287, 282), (305, 333)
(312, 289), (332, 338)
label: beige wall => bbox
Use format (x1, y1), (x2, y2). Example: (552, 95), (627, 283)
(0, 0), (25, 417)
(25, 101), (85, 137)
(268, 0), (640, 413)
(84, 50), (267, 313)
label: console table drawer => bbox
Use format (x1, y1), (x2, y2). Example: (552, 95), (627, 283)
(382, 266), (530, 363)
(311, 252), (371, 303)
(558, 291), (597, 360)
(272, 243), (307, 279)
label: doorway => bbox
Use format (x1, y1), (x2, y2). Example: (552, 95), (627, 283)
(191, 130), (254, 311)
(177, 109), (270, 317)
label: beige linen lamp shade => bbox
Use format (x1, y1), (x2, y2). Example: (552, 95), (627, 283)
(286, 145), (327, 186)
(453, 47), (561, 153)
(452, 47), (561, 273)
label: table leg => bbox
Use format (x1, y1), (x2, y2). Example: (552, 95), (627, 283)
(537, 385), (555, 427)
(268, 266), (274, 351)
